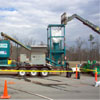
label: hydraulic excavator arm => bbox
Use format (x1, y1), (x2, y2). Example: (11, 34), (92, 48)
(61, 13), (100, 34)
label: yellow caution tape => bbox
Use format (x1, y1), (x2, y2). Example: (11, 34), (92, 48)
(0, 70), (73, 72)
(80, 68), (96, 72)
(0, 69), (96, 72)
(0, 67), (97, 73)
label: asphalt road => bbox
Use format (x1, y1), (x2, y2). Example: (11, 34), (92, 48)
(0, 74), (99, 100)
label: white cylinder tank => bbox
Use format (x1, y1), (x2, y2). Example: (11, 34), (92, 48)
(51, 29), (62, 43)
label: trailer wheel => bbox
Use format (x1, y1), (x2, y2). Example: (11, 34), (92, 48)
(18, 68), (26, 77)
(40, 68), (49, 77)
(29, 68), (39, 77)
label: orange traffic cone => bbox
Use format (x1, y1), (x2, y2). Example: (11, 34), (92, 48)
(95, 68), (98, 82)
(0, 80), (11, 99)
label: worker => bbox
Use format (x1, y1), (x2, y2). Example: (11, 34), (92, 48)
(77, 64), (80, 79)
(66, 61), (72, 78)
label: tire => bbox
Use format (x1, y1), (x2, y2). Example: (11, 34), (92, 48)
(40, 68), (49, 77)
(29, 68), (39, 77)
(18, 68), (26, 77)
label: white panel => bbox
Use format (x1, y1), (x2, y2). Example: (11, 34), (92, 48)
(20, 54), (27, 62)
(31, 53), (46, 65)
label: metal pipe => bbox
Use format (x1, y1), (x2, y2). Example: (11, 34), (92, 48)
(1, 32), (31, 51)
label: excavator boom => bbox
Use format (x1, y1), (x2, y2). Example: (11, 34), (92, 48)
(61, 13), (100, 34)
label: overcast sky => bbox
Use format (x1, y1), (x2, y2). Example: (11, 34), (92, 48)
(0, 0), (100, 46)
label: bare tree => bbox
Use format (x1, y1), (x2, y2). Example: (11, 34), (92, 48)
(88, 34), (95, 61)
(40, 41), (44, 45)
(23, 38), (36, 46)
(94, 37), (100, 62)
(75, 37), (84, 63)
(66, 45), (76, 61)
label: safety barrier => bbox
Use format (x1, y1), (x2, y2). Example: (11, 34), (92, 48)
(0, 68), (96, 72)
(0, 66), (98, 82)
